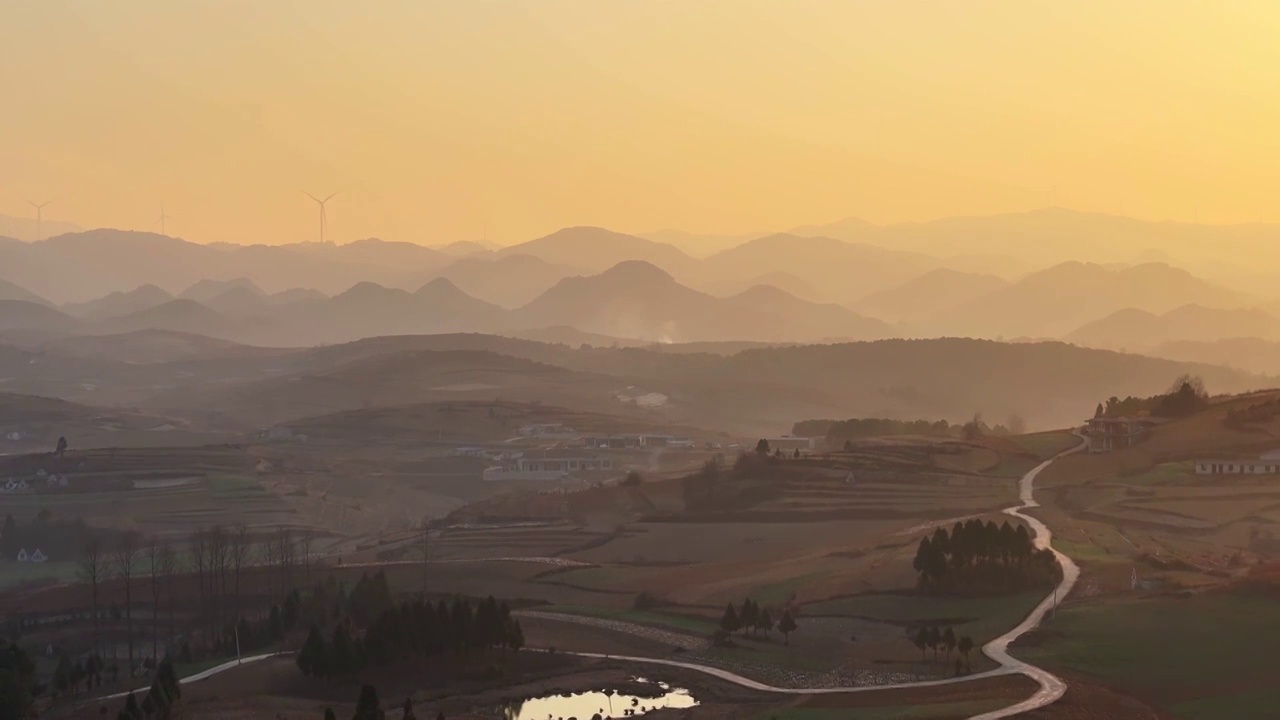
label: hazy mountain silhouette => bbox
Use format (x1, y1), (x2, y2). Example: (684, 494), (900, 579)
(132, 333), (1271, 434)
(929, 262), (1244, 338)
(852, 268), (1010, 325)
(709, 271), (828, 303)
(0, 213), (82, 241)
(428, 254), (588, 308)
(499, 226), (699, 277)
(1149, 338), (1280, 376)
(180, 277), (266, 303)
(515, 260), (892, 343)
(99, 299), (237, 337)
(725, 284), (894, 342)
(0, 231), (456, 303)
(703, 233), (936, 305)
(63, 284), (174, 319)
(0, 278), (50, 306)
(1066, 304), (1280, 350)
(0, 300), (84, 340)
(434, 240), (499, 255)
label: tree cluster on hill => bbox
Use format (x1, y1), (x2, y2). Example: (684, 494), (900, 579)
(717, 598), (797, 645)
(297, 596), (524, 679)
(52, 652), (108, 695)
(912, 520), (1059, 593)
(910, 625), (975, 675)
(680, 453), (785, 512)
(1224, 395), (1280, 430)
(1096, 376), (1209, 419)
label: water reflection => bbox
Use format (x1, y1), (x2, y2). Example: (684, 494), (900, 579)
(503, 678), (697, 719)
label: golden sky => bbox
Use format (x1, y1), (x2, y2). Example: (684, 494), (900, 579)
(2, 1), (1279, 245)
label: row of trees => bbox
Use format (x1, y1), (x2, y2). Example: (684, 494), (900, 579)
(912, 520), (1060, 593)
(297, 596), (525, 679)
(910, 626), (976, 674)
(1096, 376), (1209, 419)
(793, 414), (1028, 446)
(718, 598), (798, 644)
(76, 524), (318, 671)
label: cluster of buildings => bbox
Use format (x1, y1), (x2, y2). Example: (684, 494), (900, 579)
(1085, 413), (1280, 477)
(15, 549), (48, 563)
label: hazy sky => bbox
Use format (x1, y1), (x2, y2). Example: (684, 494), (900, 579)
(3, 1), (1279, 245)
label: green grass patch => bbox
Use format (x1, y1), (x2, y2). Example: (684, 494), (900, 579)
(207, 473), (268, 499)
(750, 571), (827, 606)
(0, 560), (80, 591)
(758, 699), (1008, 720)
(1117, 461), (1195, 486)
(804, 592), (1043, 644)
(1023, 594), (1280, 708)
(539, 604), (718, 635)
(1008, 432), (1080, 460)
(1171, 686), (1280, 720)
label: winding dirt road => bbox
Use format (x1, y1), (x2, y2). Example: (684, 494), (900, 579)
(530, 436), (1087, 717)
(101, 438), (1084, 718)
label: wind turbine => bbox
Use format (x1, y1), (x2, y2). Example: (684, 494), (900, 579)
(303, 191), (338, 243)
(28, 200), (51, 242)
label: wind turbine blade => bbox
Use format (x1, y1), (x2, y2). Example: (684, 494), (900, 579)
(323, 191), (338, 203)
(303, 191), (321, 204)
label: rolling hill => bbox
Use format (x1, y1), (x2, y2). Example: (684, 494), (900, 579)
(514, 260), (892, 343)
(703, 233), (937, 305)
(63, 284), (174, 319)
(137, 332), (1274, 435)
(498, 226), (699, 277)
(428, 253), (588, 308)
(852, 268), (1010, 325)
(0, 278), (49, 306)
(928, 262), (1245, 339)
(1066, 305), (1280, 350)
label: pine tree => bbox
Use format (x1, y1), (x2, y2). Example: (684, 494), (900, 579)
(353, 684), (381, 720)
(719, 603), (740, 634)
(777, 610), (797, 645)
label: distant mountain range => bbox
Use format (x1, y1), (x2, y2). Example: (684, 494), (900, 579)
(1, 212), (1276, 350)
(0, 260), (892, 347)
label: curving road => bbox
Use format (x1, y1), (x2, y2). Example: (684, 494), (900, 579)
(94, 437), (1084, 718)
(528, 435), (1087, 717)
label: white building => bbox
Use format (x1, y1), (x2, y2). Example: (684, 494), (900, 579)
(29, 549), (47, 563)
(1195, 449), (1280, 475)
(517, 423), (577, 439)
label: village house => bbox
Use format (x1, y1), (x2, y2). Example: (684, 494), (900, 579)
(1084, 416), (1163, 453)
(1195, 449), (1280, 475)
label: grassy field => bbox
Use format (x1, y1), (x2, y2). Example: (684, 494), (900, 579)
(805, 592), (1043, 647)
(0, 560), (79, 592)
(1008, 431), (1080, 460)
(1022, 592), (1280, 718)
(538, 604), (720, 634)
(757, 700), (1009, 720)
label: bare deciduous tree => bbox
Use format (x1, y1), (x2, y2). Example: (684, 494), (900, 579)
(146, 535), (162, 664)
(189, 527), (209, 648)
(158, 538), (176, 655)
(113, 531), (139, 673)
(231, 525), (251, 623)
(78, 535), (107, 655)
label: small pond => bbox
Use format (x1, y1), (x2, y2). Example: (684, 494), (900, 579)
(503, 677), (697, 719)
